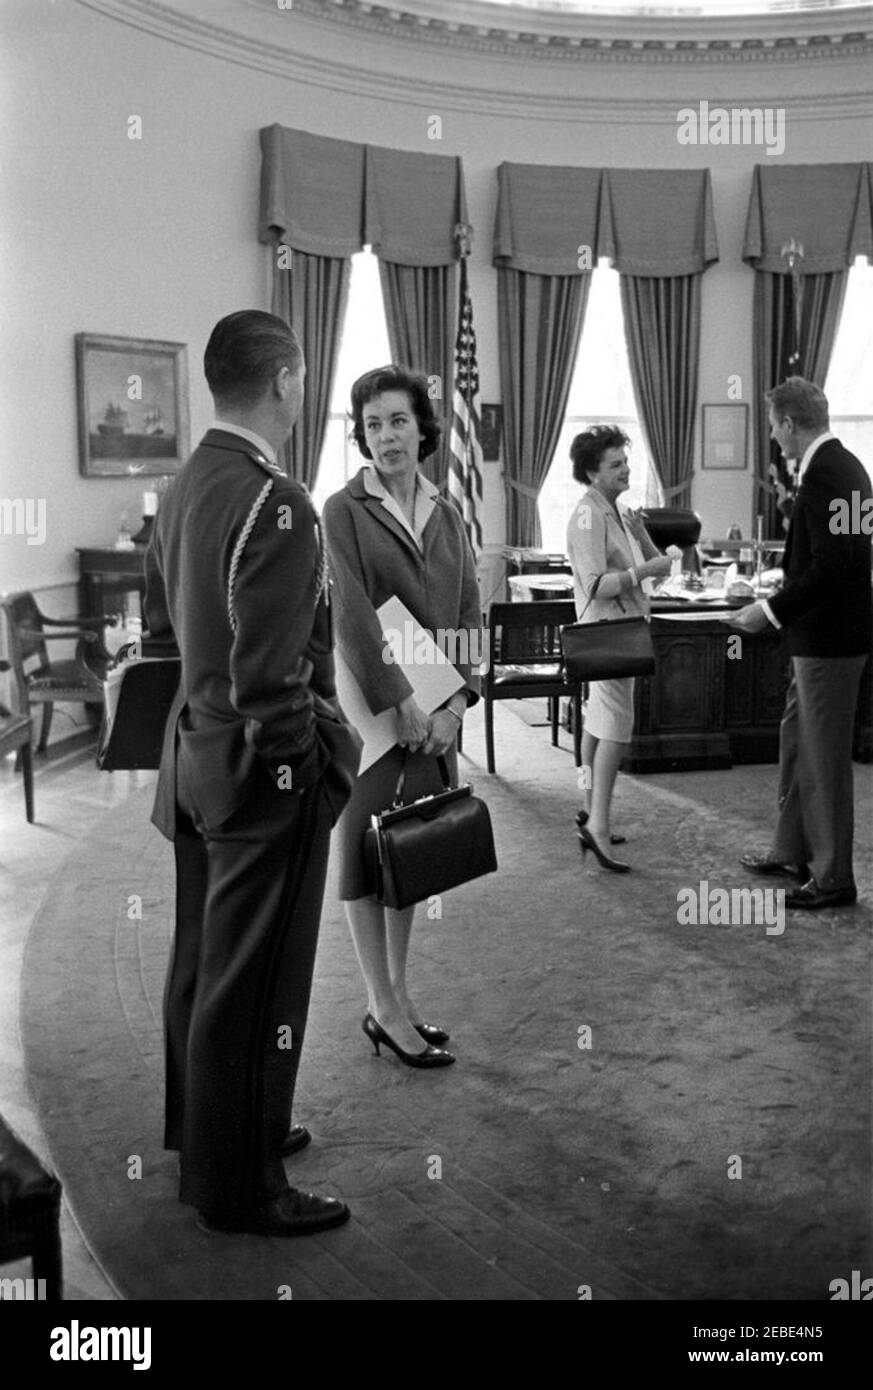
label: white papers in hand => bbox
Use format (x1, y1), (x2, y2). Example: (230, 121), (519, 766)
(334, 596), (465, 774)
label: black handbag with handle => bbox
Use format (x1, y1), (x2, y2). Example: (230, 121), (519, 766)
(561, 593), (656, 682)
(97, 641), (181, 771)
(364, 753), (498, 910)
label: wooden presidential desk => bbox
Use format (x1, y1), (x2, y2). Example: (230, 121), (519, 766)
(623, 599), (872, 773)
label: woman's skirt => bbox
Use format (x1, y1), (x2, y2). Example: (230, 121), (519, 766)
(335, 740), (459, 902)
(583, 676), (635, 744)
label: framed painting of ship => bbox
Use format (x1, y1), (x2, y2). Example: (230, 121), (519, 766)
(76, 333), (190, 477)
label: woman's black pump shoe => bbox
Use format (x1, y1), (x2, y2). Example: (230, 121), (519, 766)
(363, 1013), (455, 1068)
(576, 809), (626, 846)
(415, 1022), (450, 1046)
(578, 826), (631, 873)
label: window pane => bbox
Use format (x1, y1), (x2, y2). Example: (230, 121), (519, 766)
(825, 257), (873, 483)
(312, 248), (391, 513)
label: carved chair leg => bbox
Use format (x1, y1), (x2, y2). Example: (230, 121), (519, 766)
(485, 694), (496, 774)
(20, 741), (34, 822)
(38, 702), (53, 752)
(573, 689), (582, 767)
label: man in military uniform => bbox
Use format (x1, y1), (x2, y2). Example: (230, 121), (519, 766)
(145, 310), (361, 1236)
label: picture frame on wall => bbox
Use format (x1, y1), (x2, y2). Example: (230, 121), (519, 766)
(76, 333), (190, 477)
(701, 403), (748, 471)
(480, 403), (503, 462)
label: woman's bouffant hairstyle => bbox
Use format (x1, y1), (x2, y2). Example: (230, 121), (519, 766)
(350, 365), (442, 462)
(570, 425), (631, 485)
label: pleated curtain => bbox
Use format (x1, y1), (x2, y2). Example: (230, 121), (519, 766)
(493, 164), (603, 547)
(600, 169), (719, 510)
(751, 270), (849, 533)
(493, 164), (718, 544)
(497, 270), (590, 547)
(271, 250), (352, 489)
(743, 162), (873, 535)
(259, 127), (466, 490)
(619, 274), (702, 508)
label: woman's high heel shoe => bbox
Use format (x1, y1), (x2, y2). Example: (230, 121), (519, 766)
(362, 1013), (455, 1068)
(415, 1022), (450, 1047)
(575, 809), (626, 846)
(578, 825), (631, 873)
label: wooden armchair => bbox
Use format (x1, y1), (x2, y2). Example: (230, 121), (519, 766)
(1, 591), (112, 752)
(482, 600), (582, 774)
(0, 660), (34, 821)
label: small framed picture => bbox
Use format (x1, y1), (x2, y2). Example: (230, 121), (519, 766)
(702, 403), (748, 471)
(76, 333), (190, 477)
(481, 403), (503, 462)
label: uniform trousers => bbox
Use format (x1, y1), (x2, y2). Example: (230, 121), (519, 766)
(164, 767), (332, 1216)
(771, 655), (868, 892)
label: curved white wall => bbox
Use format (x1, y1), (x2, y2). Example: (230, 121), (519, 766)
(1, 0), (871, 591)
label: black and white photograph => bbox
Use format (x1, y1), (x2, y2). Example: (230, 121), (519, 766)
(1, 0), (872, 1346)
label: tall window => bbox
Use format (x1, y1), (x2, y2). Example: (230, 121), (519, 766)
(311, 249), (391, 514)
(825, 256), (873, 480)
(537, 263), (657, 553)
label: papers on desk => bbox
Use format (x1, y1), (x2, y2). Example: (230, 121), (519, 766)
(334, 596), (465, 774)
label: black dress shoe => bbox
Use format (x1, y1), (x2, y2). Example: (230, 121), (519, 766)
(785, 879), (857, 911)
(415, 1022), (450, 1047)
(578, 826), (631, 873)
(280, 1124), (311, 1157)
(362, 1013), (455, 1068)
(740, 852), (809, 879)
(575, 809), (626, 845)
(196, 1188), (350, 1237)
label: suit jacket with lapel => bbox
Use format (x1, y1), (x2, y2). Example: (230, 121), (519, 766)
(566, 486), (660, 622)
(321, 467), (482, 717)
(145, 429), (359, 838)
(768, 438), (873, 657)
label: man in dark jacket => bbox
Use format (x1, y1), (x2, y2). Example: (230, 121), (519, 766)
(730, 377), (872, 910)
(145, 311), (361, 1234)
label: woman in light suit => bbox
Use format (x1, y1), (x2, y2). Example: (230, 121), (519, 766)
(566, 426), (672, 872)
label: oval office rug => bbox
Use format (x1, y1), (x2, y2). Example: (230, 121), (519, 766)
(19, 708), (873, 1300)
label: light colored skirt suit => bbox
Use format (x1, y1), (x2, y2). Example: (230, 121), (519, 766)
(566, 486), (660, 744)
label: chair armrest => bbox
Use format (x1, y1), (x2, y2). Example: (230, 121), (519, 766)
(18, 627), (99, 643)
(41, 613), (111, 629)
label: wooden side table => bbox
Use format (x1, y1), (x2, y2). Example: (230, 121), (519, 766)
(76, 547), (147, 622)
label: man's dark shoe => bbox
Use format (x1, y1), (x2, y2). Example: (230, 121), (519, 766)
(740, 852), (809, 880)
(281, 1124), (311, 1157)
(785, 880), (858, 911)
(196, 1188), (350, 1237)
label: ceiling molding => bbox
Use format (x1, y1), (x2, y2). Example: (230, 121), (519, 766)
(287, 0), (873, 64)
(73, 0), (873, 108)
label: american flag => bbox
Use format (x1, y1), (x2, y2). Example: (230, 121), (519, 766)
(769, 242), (805, 532)
(448, 256), (483, 553)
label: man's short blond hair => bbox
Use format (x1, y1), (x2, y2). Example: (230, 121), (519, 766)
(765, 377), (829, 432)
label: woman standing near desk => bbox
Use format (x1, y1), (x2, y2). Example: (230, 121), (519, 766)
(323, 366), (481, 1068)
(566, 426), (671, 872)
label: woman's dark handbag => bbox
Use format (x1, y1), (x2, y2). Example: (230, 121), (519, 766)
(561, 595), (655, 682)
(364, 754), (498, 910)
(97, 645), (181, 771)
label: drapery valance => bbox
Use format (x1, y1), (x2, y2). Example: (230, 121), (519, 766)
(259, 125), (465, 266)
(598, 169), (719, 276)
(493, 164), (603, 274)
(493, 163), (718, 276)
(742, 163), (873, 274)
(259, 126), (365, 257)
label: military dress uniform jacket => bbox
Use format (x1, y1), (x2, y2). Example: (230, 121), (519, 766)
(767, 438), (873, 658)
(145, 429), (360, 838)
